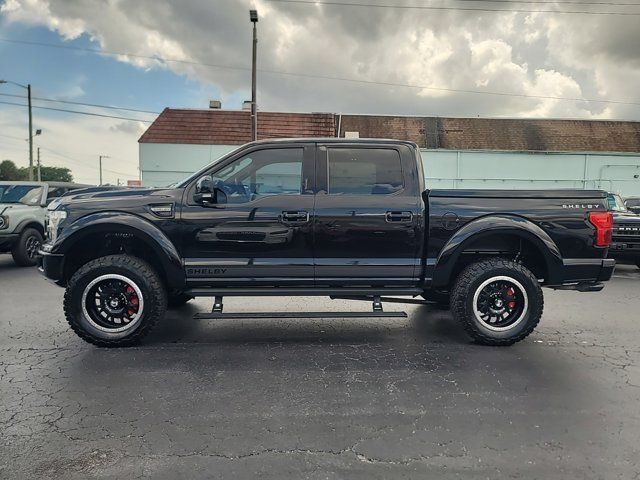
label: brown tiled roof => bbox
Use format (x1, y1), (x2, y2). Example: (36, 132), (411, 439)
(139, 109), (336, 145)
(340, 115), (640, 152)
(139, 109), (640, 153)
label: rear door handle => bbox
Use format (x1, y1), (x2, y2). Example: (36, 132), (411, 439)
(385, 211), (413, 223)
(281, 211), (310, 223)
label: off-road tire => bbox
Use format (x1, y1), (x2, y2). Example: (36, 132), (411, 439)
(168, 292), (194, 308)
(64, 255), (167, 347)
(11, 227), (43, 267)
(451, 258), (544, 346)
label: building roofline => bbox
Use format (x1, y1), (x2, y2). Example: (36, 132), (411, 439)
(155, 107), (640, 124)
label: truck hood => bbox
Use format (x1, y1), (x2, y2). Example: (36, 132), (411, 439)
(61, 187), (169, 202)
(53, 187), (182, 211)
(0, 203), (40, 214)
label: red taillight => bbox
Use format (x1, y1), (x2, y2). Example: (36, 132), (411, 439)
(588, 211), (613, 247)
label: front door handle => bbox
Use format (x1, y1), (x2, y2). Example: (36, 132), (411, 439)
(281, 211), (309, 223)
(385, 211), (413, 223)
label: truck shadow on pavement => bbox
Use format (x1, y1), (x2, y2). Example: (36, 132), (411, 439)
(143, 302), (472, 347)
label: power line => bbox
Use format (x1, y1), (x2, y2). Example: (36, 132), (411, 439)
(0, 100), (154, 122)
(0, 92), (159, 115)
(0, 37), (247, 72)
(0, 133), (27, 142)
(2, 37), (640, 107)
(0, 135), (137, 177)
(457, 0), (640, 4)
(37, 145), (137, 177)
(265, 0), (640, 14)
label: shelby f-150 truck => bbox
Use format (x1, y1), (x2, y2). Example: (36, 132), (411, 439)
(38, 139), (615, 347)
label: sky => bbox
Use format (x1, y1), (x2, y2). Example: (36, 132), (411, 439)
(1, 0), (640, 184)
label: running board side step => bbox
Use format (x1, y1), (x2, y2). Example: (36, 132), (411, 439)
(193, 295), (407, 320)
(194, 311), (407, 320)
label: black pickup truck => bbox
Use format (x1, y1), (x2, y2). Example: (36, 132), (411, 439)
(39, 139), (615, 347)
(607, 193), (640, 268)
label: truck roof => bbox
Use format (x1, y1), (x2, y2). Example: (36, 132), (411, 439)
(245, 138), (420, 148)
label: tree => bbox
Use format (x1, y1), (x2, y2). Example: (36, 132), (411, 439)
(37, 166), (73, 182)
(0, 160), (26, 181)
(0, 160), (73, 182)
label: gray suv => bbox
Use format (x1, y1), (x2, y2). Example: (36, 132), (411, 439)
(0, 181), (89, 266)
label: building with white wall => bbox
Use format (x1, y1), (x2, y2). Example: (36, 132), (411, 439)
(139, 110), (640, 196)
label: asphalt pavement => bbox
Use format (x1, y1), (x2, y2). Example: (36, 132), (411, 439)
(1, 255), (639, 479)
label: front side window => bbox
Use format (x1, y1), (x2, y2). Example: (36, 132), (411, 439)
(327, 148), (403, 195)
(210, 148), (303, 204)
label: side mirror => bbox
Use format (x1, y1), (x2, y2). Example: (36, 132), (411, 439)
(193, 175), (227, 206)
(194, 175), (214, 204)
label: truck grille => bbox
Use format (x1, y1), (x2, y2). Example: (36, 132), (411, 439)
(613, 223), (640, 239)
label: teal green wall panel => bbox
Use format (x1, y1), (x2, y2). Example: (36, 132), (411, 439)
(139, 143), (640, 196)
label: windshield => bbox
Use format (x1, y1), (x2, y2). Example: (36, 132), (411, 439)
(625, 198), (640, 208)
(607, 193), (628, 212)
(0, 185), (44, 205)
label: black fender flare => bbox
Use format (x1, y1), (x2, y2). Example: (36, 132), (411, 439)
(14, 218), (45, 235)
(53, 211), (185, 290)
(432, 214), (563, 287)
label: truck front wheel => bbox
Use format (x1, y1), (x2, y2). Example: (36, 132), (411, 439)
(64, 255), (167, 347)
(450, 258), (543, 346)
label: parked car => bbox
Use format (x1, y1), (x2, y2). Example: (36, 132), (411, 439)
(0, 181), (90, 266)
(607, 192), (640, 268)
(624, 196), (640, 215)
(39, 139), (614, 347)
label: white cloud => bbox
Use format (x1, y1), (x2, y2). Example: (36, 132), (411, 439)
(0, 104), (140, 185)
(1, 0), (639, 180)
(3, 0), (639, 119)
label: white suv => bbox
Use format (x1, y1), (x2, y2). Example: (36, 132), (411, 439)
(0, 181), (89, 266)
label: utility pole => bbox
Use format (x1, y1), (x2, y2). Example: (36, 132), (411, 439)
(37, 147), (41, 182)
(0, 80), (35, 180)
(250, 9), (258, 141)
(27, 84), (34, 181)
(99, 155), (110, 185)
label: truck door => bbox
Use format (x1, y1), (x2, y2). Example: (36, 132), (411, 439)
(313, 143), (423, 287)
(180, 144), (315, 288)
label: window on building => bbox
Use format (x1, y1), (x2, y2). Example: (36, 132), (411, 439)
(327, 148), (403, 195)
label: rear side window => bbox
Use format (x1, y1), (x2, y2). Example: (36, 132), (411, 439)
(327, 148), (403, 195)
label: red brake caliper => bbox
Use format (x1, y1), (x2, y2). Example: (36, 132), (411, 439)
(125, 285), (139, 317)
(505, 287), (516, 309)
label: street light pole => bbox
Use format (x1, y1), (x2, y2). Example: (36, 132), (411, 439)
(250, 9), (258, 142)
(27, 84), (34, 181)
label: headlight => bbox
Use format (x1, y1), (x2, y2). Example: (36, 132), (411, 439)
(47, 210), (67, 243)
(0, 215), (7, 230)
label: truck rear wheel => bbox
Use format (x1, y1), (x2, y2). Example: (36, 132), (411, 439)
(64, 255), (167, 347)
(450, 258), (543, 346)
(11, 227), (43, 267)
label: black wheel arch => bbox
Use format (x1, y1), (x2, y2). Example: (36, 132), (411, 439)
(432, 214), (563, 288)
(14, 219), (45, 237)
(53, 212), (185, 290)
